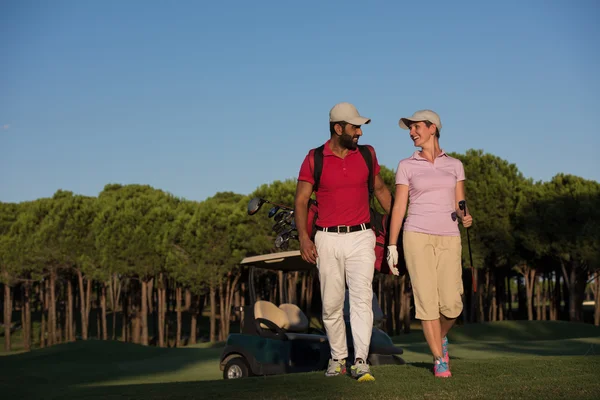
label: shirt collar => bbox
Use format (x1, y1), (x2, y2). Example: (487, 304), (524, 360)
(323, 139), (359, 156)
(410, 150), (448, 160)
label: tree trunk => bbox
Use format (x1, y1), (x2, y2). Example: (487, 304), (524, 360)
(477, 269), (487, 322)
(121, 293), (128, 342)
(394, 277), (401, 334)
(23, 283), (32, 351)
(184, 289), (191, 311)
(40, 282), (46, 348)
(209, 283), (217, 343)
(399, 275), (406, 332)
(101, 283), (108, 340)
(384, 276), (393, 333)
(48, 271), (57, 345)
(507, 275), (513, 319)
(594, 271), (599, 327)
(497, 272), (504, 321)
(66, 279), (74, 342)
(147, 278), (154, 315)
(175, 286), (182, 347)
(77, 270), (92, 340)
(3, 283), (12, 352)
(402, 275), (411, 333)
(306, 274), (313, 320)
(141, 279), (149, 346)
(562, 261), (587, 322)
(548, 271), (556, 321)
(223, 273), (241, 339)
(189, 294), (198, 345)
(278, 271), (284, 304)
(535, 277), (544, 321)
(159, 280), (166, 348)
(300, 275), (307, 310)
(108, 275), (122, 341)
(219, 281), (225, 341)
(488, 270), (497, 322)
(542, 274), (549, 321)
(515, 263), (536, 321)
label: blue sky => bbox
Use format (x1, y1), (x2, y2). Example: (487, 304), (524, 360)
(1, 0), (599, 203)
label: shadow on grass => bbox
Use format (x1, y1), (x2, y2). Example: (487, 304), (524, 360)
(0, 340), (224, 393)
(9, 356), (600, 400)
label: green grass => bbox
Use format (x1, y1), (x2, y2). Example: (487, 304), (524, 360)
(1, 321), (599, 400)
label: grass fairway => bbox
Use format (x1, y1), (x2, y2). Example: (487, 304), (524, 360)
(2, 321), (599, 400)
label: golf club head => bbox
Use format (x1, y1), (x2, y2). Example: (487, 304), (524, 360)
(275, 234), (286, 248)
(268, 206), (280, 218)
(275, 232), (291, 249)
(247, 197), (266, 216)
(272, 220), (288, 233)
(274, 210), (289, 222)
(281, 211), (294, 225)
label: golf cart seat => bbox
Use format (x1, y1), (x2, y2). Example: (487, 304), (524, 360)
(254, 300), (290, 330)
(253, 300), (326, 343)
(279, 303), (309, 333)
(343, 290), (385, 325)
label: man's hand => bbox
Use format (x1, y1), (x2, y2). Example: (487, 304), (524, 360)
(386, 245), (400, 276)
(300, 236), (318, 264)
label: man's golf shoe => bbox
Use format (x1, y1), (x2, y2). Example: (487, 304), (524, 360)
(325, 358), (347, 377)
(350, 359), (375, 382)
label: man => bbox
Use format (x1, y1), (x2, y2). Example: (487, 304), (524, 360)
(294, 102), (392, 382)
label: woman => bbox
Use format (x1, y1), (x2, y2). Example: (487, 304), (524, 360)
(386, 109), (473, 378)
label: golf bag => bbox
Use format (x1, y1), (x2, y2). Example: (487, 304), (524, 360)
(306, 144), (405, 275)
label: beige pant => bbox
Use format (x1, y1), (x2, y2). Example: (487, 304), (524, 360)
(315, 229), (375, 361)
(403, 231), (464, 320)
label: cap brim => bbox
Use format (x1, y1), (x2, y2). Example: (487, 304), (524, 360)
(345, 116), (371, 125)
(399, 117), (426, 130)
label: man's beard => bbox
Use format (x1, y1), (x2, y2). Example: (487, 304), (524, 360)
(340, 133), (358, 150)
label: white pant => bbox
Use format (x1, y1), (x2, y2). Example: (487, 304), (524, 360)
(315, 229), (375, 361)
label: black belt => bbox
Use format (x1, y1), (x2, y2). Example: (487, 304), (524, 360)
(315, 222), (371, 233)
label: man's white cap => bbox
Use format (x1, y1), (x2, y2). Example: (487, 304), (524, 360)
(399, 110), (442, 132)
(329, 102), (371, 125)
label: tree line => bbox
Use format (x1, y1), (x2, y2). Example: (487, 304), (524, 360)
(1, 149), (599, 353)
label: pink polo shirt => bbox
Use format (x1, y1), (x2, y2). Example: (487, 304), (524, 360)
(395, 151), (465, 236)
(298, 141), (380, 227)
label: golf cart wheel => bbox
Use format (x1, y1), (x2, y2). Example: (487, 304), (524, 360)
(223, 357), (250, 380)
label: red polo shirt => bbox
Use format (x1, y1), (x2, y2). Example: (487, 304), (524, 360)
(298, 140), (380, 227)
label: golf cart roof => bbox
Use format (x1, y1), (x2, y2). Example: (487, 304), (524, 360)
(240, 250), (315, 272)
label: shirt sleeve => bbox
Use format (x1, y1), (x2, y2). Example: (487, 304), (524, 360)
(298, 153), (314, 184)
(456, 160), (466, 181)
(395, 160), (409, 185)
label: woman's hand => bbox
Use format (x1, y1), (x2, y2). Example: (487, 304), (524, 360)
(461, 214), (473, 228)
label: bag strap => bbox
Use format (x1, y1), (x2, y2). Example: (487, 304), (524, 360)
(358, 145), (375, 199)
(311, 144), (325, 192)
(312, 144), (375, 195)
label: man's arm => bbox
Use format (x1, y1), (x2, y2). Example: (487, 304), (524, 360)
(294, 180), (318, 264)
(374, 174), (393, 214)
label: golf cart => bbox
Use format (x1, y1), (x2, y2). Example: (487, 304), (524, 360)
(219, 197), (404, 379)
(219, 250), (405, 379)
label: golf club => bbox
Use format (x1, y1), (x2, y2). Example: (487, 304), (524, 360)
(247, 197), (293, 216)
(458, 200), (476, 293)
(268, 206), (280, 218)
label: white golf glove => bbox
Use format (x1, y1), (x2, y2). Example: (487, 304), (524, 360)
(386, 245), (400, 276)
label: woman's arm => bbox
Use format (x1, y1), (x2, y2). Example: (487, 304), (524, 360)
(389, 184), (409, 245)
(455, 180), (473, 228)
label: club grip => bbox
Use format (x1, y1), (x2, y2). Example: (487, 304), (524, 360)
(458, 200), (468, 216)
